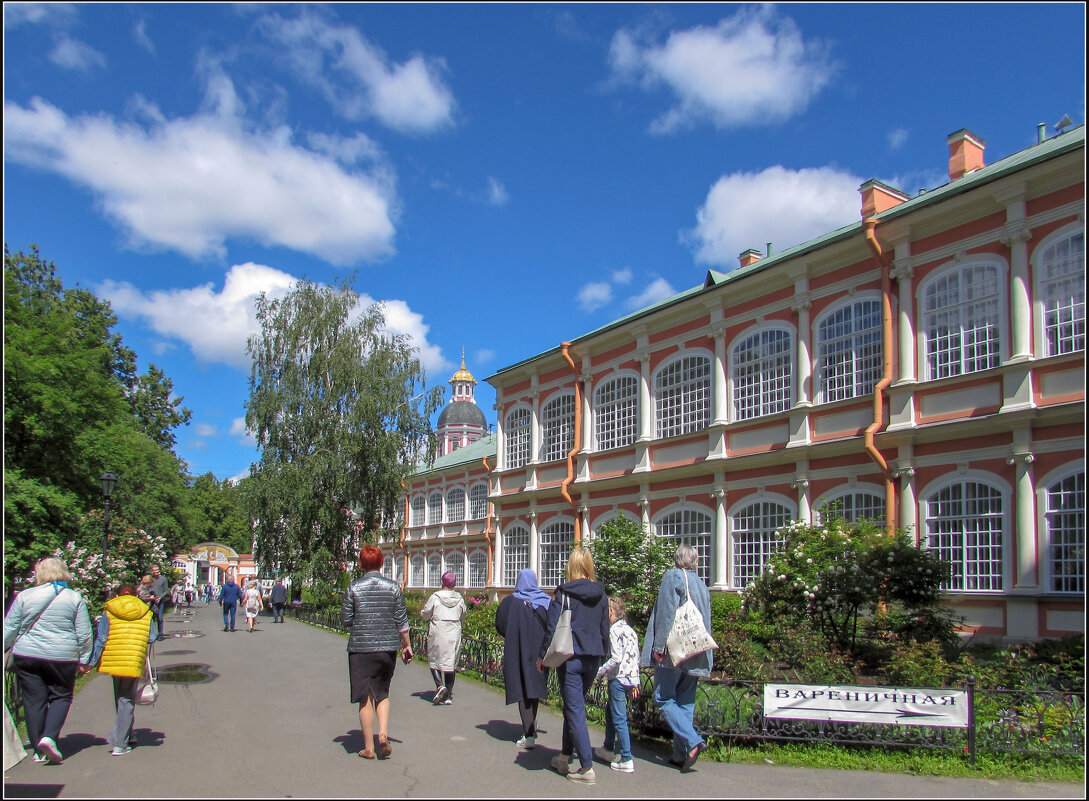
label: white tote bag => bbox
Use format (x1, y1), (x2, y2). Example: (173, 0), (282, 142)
(665, 570), (718, 665)
(541, 594), (574, 668)
(136, 650), (159, 705)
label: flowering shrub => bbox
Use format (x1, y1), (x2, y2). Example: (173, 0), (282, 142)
(740, 517), (951, 656)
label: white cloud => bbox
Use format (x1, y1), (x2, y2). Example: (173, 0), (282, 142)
(194, 423), (218, 437)
(473, 349), (495, 365)
(3, 94), (398, 265)
(133, 18), (156, 55)
(612, 268), (633, 285)
(49, 36), (106, 71)
(625, 278), (676, 311)
(685, 165), (861, 269)
(577, 281), (613, 312)
(888, 127), (909, 149)
(4, 3), (78, 27)
(609, 7), (836, 133)
(487, 177), (509, 206)
(257, 10), (455, 134)
(230, 418), (257, 449)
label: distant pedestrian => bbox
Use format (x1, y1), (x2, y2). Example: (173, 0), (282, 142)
(3, 557), (94, 764)
(218, 576), (243, 632)
(148, 566), (170, 641)
(495, 569), (551, 749)
(242, 581), (263, 632)
(184, 583), (195, 608)
(269, 579), (288, 623)
(643, 544), (712, 772)
(341, 545), (412, 760)
(88, 583), (155, 756)
(421, 573), (466, 705)
(204, 583), (213, 604)
(136, 575), (154, 607)
(594, 596), (641, 773)
(537, 547), (610, 785)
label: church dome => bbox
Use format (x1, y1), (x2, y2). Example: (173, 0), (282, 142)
(437, 400), (487, 429)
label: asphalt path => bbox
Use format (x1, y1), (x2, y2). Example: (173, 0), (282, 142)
(3, 601), (1080, 798)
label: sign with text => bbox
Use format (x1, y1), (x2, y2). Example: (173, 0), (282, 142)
(764, 683), (969, 728)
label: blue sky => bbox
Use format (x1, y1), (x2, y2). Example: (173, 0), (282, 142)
(4, 3), (1085, 483)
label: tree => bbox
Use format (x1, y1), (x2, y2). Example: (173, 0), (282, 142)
(243, 276), (442, 585)
(128, 364), (193, 451)
(588, 516), (674, 633)
(186, 472), (252, 554)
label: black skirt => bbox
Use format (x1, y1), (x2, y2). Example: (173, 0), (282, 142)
(348, 651), (397, 704)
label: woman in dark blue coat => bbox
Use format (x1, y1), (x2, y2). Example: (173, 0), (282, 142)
(495, 569), (550, 748)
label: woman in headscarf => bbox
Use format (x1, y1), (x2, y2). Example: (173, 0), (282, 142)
(420, 572), (466, 705)
(494, 568), (551, 749)
(3, 557), (93, 764)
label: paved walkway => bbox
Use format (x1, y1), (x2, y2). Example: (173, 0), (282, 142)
(3, 601), (1080, 798)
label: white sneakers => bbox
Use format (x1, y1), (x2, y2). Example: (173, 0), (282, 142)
(110, 746), (133, 756)
(610, 757), (635, 773)
(515, 734), (535, 749)
(567, 767), (596, 785)
(37, 737), (63, 764)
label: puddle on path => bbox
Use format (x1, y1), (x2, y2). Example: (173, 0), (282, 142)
(169, 630), (205, 638)
(157, 663), (216, 684)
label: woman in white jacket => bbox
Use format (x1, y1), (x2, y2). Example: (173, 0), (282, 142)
(420, 573), (466, 705)
(3, 558), (93, 764)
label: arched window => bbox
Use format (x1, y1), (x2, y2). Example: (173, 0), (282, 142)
(1045, 470), (1084, 594)
(922, 262), (1002, 379)
(732, 329), (793, 420)
(731, 499), (792, 588)
(539, 520), (575, 587)
(446, 487), (466, 522)
(595, 375), (638, 450)
(428, 491), (443, 524)
(427, 554), (442, 587)
(409, 555), (425, 587)
(469, 483), (489, 520)
(541, 392), (576, 463)
(815, 489), (885, 524)
(816, 299), (882, 403)
(1038, 230), (1085, 356)
(502, 525), (530, 586)
(443, 552), (465, 586)
(468, 551), (488, 588)
(505, 407), (532, 469)
(655, 354), (711, 438)
(924, 479), (1004, 591)
(411, 495), (425, 527)
(382, 555), (395, 580)
(654, 507), (713, 584)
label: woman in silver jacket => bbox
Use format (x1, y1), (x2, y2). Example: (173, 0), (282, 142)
(3, 557), (93, 764)
(340, 545), (412, 760)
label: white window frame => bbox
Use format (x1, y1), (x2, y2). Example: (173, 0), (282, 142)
(410, 495), (425, 527)
(409, 554), (425, 587)
(541, 391), (576, 463)
(731, 327), (794, 421)
(815, 485), (886, 524)
(443, 551), (465, 586)
(468, 550), (488, 588)
(815, 297), (883, 404)
(1033, 224), (1085, 357)
(502, 524), (530, 587)
(505, 406), (532, 469)
(427, 554), (442, 587)
(593, 372), (639, 451)
(469, 482), (489, 520)
(1039, 465), (1085, 595)
(446, 487), (466, 523)
(538, 518), (575, 588)
(730, 496), (794, 589)
(919, 260), (1006, 381)
(428, 491), (444, 525)
(922, 474), (1007, 592)
(654, 352), (712, 439)
(653, 505), (714, 585)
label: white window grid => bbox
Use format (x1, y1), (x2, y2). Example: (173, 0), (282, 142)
(443, 552), (465, 586)
(595, 375), (638, 450)
(502, 526), (530, 586)
(409, 555), (425, 587)
(654, 509), (713, 584)
(446, 487), (466, 522)
(731, 501), (791, 588)
(382, 556), (394, 580)
(655, 355), (711, 438)
(468, 551), (488, 588)
(924, 481), (1004, 592)
(428, 492), (443, 524)
(410, 496), (425, 527)
(732, 330), (793, 421)
(817, 301), (883, 403)
(816, 491), (885, 524)
(539, 521), (575, 587)
(427, 554), (442, 587)
(924, 264), (1001, 380)
(505, 407), (532, 469)
(1041, 232), (1085, 356)
(1046, 471), (1084, 594)
(542, 393), (576, 463)
(469, 483), (489, 519)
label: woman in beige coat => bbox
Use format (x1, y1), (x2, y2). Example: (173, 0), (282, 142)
(420, 573), (466, 705)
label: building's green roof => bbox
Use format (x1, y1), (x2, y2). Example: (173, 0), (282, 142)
(488, 125), (1084, 382)
(413, 433), (497, 476)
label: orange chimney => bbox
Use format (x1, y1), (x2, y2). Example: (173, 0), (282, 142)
(859, 179), (910, 218)
(738, 248), (763, 268)
(947, 129), (985, 180)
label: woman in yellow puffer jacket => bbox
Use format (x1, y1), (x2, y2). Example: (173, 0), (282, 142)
(88, 585), (155, 756)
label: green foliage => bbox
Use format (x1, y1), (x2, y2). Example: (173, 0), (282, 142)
(187, 472), (252, 554)
(588, 515), (673, 632)
(461, 592), (498, 641)
(244, 276), (442, 580)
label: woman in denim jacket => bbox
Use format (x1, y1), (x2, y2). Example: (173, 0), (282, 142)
(640, 544), (712, 771)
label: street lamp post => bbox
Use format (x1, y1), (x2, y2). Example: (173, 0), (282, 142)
(100, 472), (118, 560)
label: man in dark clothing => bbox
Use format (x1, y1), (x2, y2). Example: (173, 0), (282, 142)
(148, 566), (170, 642)
(270, 580), (288, 623)
(218, 577), (243, 632)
